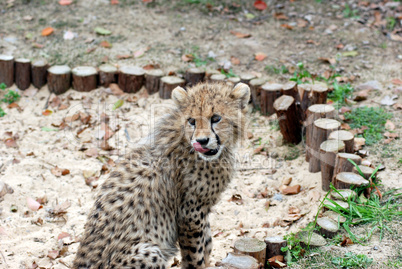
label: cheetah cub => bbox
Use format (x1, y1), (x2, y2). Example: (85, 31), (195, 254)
(74, 82), (250, 269)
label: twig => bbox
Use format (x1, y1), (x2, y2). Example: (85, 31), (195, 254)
(43, 91), (52, 110)
(0, 250), (8, 269)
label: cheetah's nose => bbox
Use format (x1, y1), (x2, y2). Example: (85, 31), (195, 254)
(196, 138), (209, 146)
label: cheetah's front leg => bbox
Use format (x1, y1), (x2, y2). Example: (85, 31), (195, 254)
(178, 218), (210, 269)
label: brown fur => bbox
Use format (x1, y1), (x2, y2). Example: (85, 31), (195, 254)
(73, 82), (250, 269)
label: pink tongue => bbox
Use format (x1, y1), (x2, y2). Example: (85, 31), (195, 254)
(193, 142), (210, 153)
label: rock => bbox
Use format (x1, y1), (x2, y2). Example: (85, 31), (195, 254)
(273, 193), (283, 201)
(247, 132), (254, 139)
(282, 177), (292, 185)
(268, 255), (286, 268)
(355, 80), (382, 91)
(282, 185), (301, 195)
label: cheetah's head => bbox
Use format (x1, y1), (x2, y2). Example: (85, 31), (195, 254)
(172, 82), (250, 161)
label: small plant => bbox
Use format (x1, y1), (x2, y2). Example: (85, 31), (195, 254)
(387, 16), (397, 31)
(290, 62), (313, 84)
(265, 65), (289, 75)
(0, 83), (6, 90)
(220, 69), (237, 78)
(328, 82), (354, 107)
(0, 107), (6, 117)
(331, 252), (373, 268)
(343, 4), (359, 18)
(344, 106), (393, 145)
(1, 90), (21, 104)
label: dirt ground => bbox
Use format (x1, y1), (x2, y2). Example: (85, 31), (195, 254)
(0, 0), (401, 268)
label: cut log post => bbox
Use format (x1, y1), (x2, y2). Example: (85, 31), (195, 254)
(159, 76), (185, 99)
(323, 199), (349, 210)
(298, 84), (312, 117)
(260, 83), (283, 116)
(239, 73), (256, 85)
(72, 66), (98, 92)
(333, 172), (369, 189)
(320, 140), (345, 191)
(98, 64), (117, 87)
(299, 232), (327, 248)
(219, 253), (261, 269)
(274, 95), (302, 144)
(15, 58), (31, 90)
(205, 69), (220, 80)
(316, 217), (339, 238)
(0, 55), (14, 87)
(185, 67), (205, 86)
(311, 82), (329, 104)
(322, 211), (346, 223)
(328, 130), (355, 153)
(209, 74), (226, 83)
(353, 165), (376, 180)
(118, 66), (145, 93)
(234, 238), (266, 265)
(47, 65), (72, 95)
(227, 76), (241, 86)
(305, 104), (335, 162)
(333, 153), (362, 178)
(144, 69), (164, 95)
(31, 60), (48, 89)
(330, 189), (357, 201)
(309, 118), (341, 173)
(249, 78), (267, 110)
(281, 81), (299, 101)
(264, 236), (286, 260)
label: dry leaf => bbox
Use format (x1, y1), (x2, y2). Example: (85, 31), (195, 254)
(86, 47), (96, 54)
(59, 0), (73, 5)
(318, 57), (336, 65)
(181, 54), (194, 62)
(255, 52), (267, 61)
(393, 103), (402, 110)
(4, 138), (17, 148)
(385, 120), (395, 131)
(23, 87), (38, 97)
(230, 56), (240, 65)
(230, 31), (251, 38)
(253, 0), (267, 11)
(340, 236), (353, 246)
(384, 132), (398, 138)
(85, 148), (99, 157)
(306, 40), (320, 45)
(274, 13), (288, 20)
(340, 123), (351, 130)
(253, 145), (264, 154)
(41, 27), (54, 36)
(109, 83), (125, 96)
(297, 19), (308, 27)
(280, 24), (293, 30)
(100, 41), (112, 48)
(42, 109), (53, 116)
(336, 43), (344, 50)
(27, 197), (42, 211)
(47, 250), (60, 260)
(354, 89), (371, 101)
(116, 54), (132, 60)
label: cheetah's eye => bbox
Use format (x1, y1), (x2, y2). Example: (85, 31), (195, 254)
(211, 114), (221, 123)
(188, 118), (196, 126)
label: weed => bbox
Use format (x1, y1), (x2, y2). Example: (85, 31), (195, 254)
(265, 65), (289, 75)
(343, 4), (359, 18)
(387, 16), (397, 31)
(380, 42), (388, 49)
(290, 62), (313, 84)
(1, 90), (21, 104)
(327, 82), (354, 107)
(269, 119), (279, 131)
(344, 106), (392, 145)
(0, 83), (6, 90)
(220, 69), (237, 78)
(331, 252), (373, 268)
(0, 107), (6, 117)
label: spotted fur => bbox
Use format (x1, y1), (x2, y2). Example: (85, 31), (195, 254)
(73, 82), (250, 269)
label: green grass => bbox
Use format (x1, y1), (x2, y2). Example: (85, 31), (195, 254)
(1, 90), (21, 104)
(331, 252), (373, 268)
(290, 62), (313, 84)
(343, 3), (359, 18)
(344, 106), (393, 145)
(265, 64), (289, 75)
(220, 68), (237, 78)
(328, 82), (354, 107)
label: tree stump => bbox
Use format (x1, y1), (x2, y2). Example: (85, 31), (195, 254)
(353, 165), (376, 180)
(249, 78), (266, 110)
(72, 66), (98, 92)
(311, 82), (329, 104)
(320, 140), (345, 191)
(316, 217), (338, 238)
(118, 66), (145, 93)
(227, 76), (241, 86)
(219, 253), (261, 269)
(144, 69), (164, 95)
(298, 84), (312, 115)
(330, 189), (357, 201)
(323, 199), (349, 210)
(205, 69), (220, 80)
(159, 76), (185, 99)
(234, 238), (266, 265)
(281, 81), (299, 101)
(209, 74), (226, 83)
(98, 64), (117, 87)
(0, 55), (14, 87)
(322, 211), (346, 223)
(333, 172), (369, 189)
(31, 60), (48, 89)
(239, 73), (256, 85)
(328, 130), (355, 153)
(333, 153), (362, 178)
(309, 118), (341, 173)
(305, 104), (335, 162)
(299, 232), (327, 248)
(15, 58), (32, 90)
(185, 67), (205, 86)
(260, 83), (283, 116)
(264, 236), (286, 260)
(47, 65), (72, 95)
(274, 95), (302, 144)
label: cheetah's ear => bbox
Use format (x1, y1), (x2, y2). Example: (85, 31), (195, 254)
(172, 86), (188, 107)
(231, 83), (250, 110)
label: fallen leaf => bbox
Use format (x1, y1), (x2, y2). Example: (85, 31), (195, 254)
(108, 83), (125, 96)
(246, 131), (253, 139)
(297, 19), (308, 27)
(253, 145), (264, 154)
(94, 27), (112, 35)
(41, 27), (54, 36)
(389, 34), (402, 42)
(42, 109), (53, 116)
(341, 123), (351, 130)
(340, 236), (353, 246)
(51, 166), (70, 177)
(384, 132), (398, 138)
(393, 103), (402, 110)
(253, 0), (267, 11)
(116, 54), (132, 60)
(342, 51), (358, 57)
(268, 255), (286, 268)
(274, 13), (288, 20)
(280, 24), (293, 30)
(100, 41), (112, 48)
(134, 48), (147, 58)
(282, 177), (292, 185)
(230, 56), (240, 65)
(47, 250), (60, 260)
(52, 201), (71, 215)
(354, 89), (371, 101)
(385, 120), (395, 130)
(111, 0), (119, 4)
(380, 95), (397, 106)
(391, 78), (402, 85)
(230, 31), (251, 38)
(27, 197), (42, 211)
(85, 148), (99, 157)
(318, 57), (336, 65)
(32, 42), (45, 49)
(4, 138), (17, 148)
(255, 52), (267, 61)
(306, 40), (320, 45)
(113, 99), (124, 110)
(59, 0), (73, 5)
(86, 47), (96, 54)
(181, 54), (194, 62)
(354, 137), (366, 151)
(336, 43), (344, 50)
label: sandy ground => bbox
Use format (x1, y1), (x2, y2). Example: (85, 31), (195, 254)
(0, 1), (401, 268)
